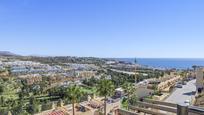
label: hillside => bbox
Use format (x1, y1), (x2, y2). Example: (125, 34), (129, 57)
(0, 51), (19, 56)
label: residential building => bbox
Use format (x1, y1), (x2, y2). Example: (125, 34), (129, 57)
(157, 75), (180, 92)
(135, 81), (154, 98)
(196, 68), (204, 93)
(75, 71), (96, 78)
(19, 74), (42, 85)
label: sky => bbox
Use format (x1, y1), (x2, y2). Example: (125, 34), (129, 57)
(0, 0), (204, 58)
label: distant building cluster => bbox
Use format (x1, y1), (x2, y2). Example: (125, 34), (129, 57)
(0, 58), (98, 86)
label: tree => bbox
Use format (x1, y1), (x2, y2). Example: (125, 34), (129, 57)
(0, 96), (4, 106)
(11, 103), (24, 115)
(192, 65), (197, 71)
(122, 82), (136, 110)
(82, 76), (98, 87)
(0, 85), (4, 94)
(134, 58), (138, 84)
(129, 93), (138, 106)
(27, 96), (40, 114)
(97, 79), (115, 115)
(66, 85), (84, 115)
(192, 65), (197, 78)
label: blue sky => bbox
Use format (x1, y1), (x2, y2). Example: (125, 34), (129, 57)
(0, 0), (204, 58)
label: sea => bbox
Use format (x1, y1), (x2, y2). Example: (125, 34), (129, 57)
(114, 58), (204, 69)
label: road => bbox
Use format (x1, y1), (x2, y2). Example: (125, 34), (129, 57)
(110, 69), (135, 75)
(165, 79), (196, 105)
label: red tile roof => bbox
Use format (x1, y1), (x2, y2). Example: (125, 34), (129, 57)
(48, 110), (64, 115)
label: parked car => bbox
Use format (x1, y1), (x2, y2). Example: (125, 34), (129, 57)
(184, 100), (190, 106)
(182, 81), (187, 85)
(176, 84), (183, 88)
(177, 81), (182, 84)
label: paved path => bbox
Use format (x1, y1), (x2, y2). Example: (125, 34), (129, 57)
(165, 79), (196, 105)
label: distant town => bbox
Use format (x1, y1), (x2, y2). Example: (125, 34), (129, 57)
(0, 52), (204, 115)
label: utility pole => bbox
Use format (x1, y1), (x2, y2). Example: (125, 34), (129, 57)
(134, 58), (137, 84)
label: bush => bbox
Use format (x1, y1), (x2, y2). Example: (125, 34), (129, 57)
(57, 99), (64, 107)
(41, 102), (53, 111)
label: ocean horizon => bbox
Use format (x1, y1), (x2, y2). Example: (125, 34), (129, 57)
(114, 58), (204, 69)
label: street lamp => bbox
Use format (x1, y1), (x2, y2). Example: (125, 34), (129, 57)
(134, 58), (138, 84)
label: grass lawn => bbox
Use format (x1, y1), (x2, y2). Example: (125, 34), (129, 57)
(81, 87), (97, 94)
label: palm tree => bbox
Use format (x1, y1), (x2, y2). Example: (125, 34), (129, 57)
(192, 65), (197, 78)
(66, 85), (84, 115)
(0, 85), (3, 94)
(192, 65), (197, 72)
(97, 79), (115, 115)
(122, 82), (136, 110)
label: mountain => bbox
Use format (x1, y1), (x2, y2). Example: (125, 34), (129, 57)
(0, 51), (19, 56)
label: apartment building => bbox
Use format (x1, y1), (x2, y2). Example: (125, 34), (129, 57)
(196, 68), (204, 93)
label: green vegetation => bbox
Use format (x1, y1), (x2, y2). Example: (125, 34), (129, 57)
(97, 79), (115, 115)
(0, 77), (89, 115)
(82, 76), (99, 87)
(66, 85), (84, 115)
(81, 87), (96, 94)
(107, 69), (164, 87)
(122, 82), (136, 110)
(0, 56), (167, 115)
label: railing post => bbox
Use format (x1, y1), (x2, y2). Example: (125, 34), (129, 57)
(177, 104), (188, 115)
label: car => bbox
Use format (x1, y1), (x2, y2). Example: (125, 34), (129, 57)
(184, 100), (190, 105)
(184, 100), (190, 103)
(177, 81), (182, 84)
(191, 91), (196, 95)
(182, 81), (187, 85)
(176, 84), (183, 88)
(189, 77), (194, 80)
